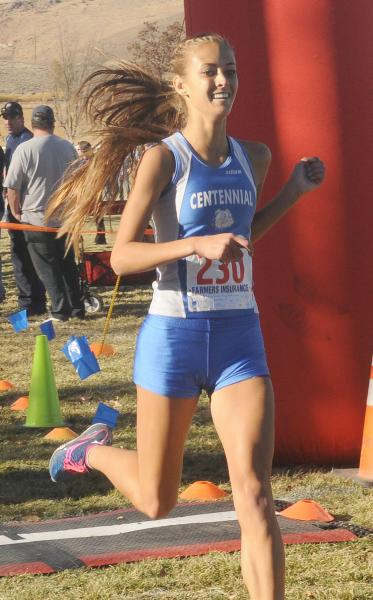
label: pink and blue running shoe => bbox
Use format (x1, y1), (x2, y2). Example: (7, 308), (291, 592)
(49, 423), (113, 482)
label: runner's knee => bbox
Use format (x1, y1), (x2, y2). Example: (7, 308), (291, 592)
(232, 473), (275, 528)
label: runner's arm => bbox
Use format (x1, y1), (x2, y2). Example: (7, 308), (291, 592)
(244, 142), (325, 242)
(111, 145), (250, 276)
(111, 145), (196, 276)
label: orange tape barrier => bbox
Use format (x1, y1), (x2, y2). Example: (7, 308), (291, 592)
(0, 222), (58, 233)
(0, 222), (154, 236)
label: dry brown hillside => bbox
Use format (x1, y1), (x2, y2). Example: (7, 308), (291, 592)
(0, 0), (184, 94)
(0, 0), (184, 140)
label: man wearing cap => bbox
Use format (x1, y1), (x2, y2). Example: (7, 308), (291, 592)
(4, 105), (85, 321)
(0, 144), (5, 301)
(1, 102), (33, 170)
(1, 100), (46, 314)
(0, 145), (5, 214)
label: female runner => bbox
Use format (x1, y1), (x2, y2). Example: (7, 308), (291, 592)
(49, 33), (325, 600)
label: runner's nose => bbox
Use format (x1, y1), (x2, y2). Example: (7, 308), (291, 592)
(215, 70), (228, 87)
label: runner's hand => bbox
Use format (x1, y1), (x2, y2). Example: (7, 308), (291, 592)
(193, 233), (252, 263)
(290, 157), (325, 196)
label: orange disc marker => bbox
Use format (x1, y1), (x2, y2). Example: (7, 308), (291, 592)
(90, 342), (116, 357)
(180, 481), (228, 501)
(0, 380), (14, 391)
(10, 396), (29, 411)
(279, 499), (334, 522)
(44, 427), (78, 441)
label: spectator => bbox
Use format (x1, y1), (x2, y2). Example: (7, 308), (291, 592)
(1, 102), (33, 172)
(0, 144), (5, 216)
(1, 101), (46, 315)
(76, 140), (107, 244)
(76, 140), (93, 160)
(4, 105), (85, 321)
(0, 145), (5, 301)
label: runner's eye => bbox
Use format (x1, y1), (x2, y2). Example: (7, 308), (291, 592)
(201, 69), (216, 77)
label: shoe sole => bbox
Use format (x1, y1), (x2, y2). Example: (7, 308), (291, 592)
(49, 423), (113, 482)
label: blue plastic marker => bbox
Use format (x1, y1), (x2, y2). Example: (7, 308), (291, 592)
(8, 309), (28, 332)
(39, 319), (56, 341)
(92, 402), (120, 429)
(61, 335), (100, 380)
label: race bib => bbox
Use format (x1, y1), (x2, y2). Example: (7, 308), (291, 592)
(186, 252), (256, 312)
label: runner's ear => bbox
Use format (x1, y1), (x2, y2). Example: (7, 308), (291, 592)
(173, 75), (188, 97)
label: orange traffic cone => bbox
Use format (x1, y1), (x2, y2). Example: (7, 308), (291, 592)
(44, 427), (78, 441)
(279, 499), (334, 522)
(358, 355), (373, 481)
(10, 396), (29, 411)
(0, 380), (14, 390)
(180, 481), (228, 501)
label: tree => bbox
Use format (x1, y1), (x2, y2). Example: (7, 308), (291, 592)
(127, 20), (185, 80)
(49, 32), (95, 142)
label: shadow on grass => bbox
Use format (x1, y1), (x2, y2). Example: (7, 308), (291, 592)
(56, 381), (137, 401)
(0, 450), (229, 506)
(0, 468), (112, 504)
(0, 454), (228, 508)
(0, 414), (137, 463)
(110, 302), (150, 318)
(0, 381), (137, 408)
(183, 450), (229, 483)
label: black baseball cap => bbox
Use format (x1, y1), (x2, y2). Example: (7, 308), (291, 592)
(31, 105), (55, 123)
(1, 101), (23, 118)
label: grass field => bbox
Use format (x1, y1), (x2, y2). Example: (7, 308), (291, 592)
(0, 223), (372, 599)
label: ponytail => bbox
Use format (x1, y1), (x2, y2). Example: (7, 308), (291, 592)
(48, 34), (234, 249)
(47, 61), (182, 249)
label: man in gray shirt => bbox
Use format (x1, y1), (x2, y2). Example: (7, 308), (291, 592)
(1, 101), (45, 311)
(5, 105), (84, 321)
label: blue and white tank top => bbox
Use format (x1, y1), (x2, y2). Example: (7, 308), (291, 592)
(148, 131), (258, 318)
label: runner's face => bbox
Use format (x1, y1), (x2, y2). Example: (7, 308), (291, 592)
(178, 42), (238, 120)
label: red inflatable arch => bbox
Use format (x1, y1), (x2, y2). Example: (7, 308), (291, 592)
(184, 0), (373, 464)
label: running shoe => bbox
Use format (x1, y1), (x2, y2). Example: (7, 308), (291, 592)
(49, 422), (113, 482)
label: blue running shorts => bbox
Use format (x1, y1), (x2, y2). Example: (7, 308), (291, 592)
(133, 312), (270, 398)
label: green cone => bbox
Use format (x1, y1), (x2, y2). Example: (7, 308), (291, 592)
(25, 335), (64, 428)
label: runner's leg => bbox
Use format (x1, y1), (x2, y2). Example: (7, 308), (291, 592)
(210, 377), (284, 600)
(88, 387), (198, 518)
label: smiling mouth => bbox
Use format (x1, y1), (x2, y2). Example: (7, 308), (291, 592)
(212, 92), (230, 100)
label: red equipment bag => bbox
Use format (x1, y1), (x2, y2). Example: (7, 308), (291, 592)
(84, 251), (155, 286)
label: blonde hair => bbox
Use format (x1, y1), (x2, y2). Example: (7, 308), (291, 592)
(171, 33), (232, 76)
(47, 33), (234, 248)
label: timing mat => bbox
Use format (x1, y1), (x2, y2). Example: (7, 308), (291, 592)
(0, 500), (359, 576)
